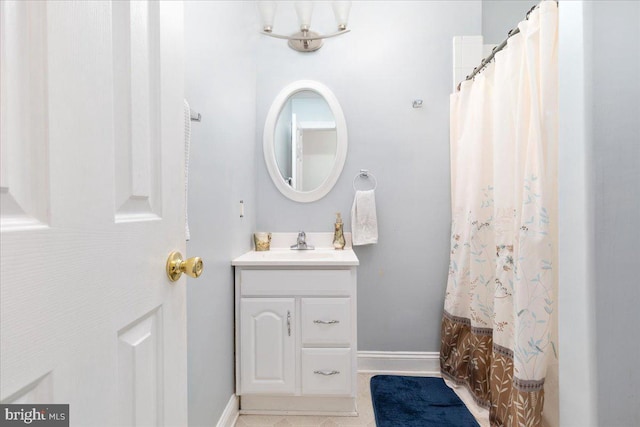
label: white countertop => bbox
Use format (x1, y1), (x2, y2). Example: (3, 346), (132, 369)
(232, 232), (360, 267)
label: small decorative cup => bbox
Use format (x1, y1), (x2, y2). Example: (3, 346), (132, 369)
(254, 232), (272, 251)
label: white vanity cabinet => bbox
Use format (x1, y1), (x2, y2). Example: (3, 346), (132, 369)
(232, 248), (359, 416)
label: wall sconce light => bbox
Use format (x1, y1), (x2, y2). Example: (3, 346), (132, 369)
(258, 1), (352, 53)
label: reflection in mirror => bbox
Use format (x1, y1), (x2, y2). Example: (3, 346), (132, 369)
(274, 91), (337, 192)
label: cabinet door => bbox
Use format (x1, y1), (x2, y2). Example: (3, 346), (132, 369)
(240, 298), (295, 394)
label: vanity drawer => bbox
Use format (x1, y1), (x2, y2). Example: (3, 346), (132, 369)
(301, 298), (351, 346)
(301, 348), (352, 396)
(240, 269), (352, 296)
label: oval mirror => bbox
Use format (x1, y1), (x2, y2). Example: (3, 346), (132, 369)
(263, 80), (347, 203)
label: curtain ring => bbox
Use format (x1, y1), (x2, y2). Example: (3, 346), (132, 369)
(526, 4), (536, 19)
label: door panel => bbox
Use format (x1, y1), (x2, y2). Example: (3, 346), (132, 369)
(113, 0), (163, 222)
(0, 1), (186, 425)
(118, 307), (163, 427)
(3, 374), (53, 405)
(291, 113), (298, 189)
(0, 0), (49, 230)
(240, 298), (295, 395)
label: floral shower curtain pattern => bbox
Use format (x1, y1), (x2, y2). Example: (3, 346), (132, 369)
(440, 2), (558, 426)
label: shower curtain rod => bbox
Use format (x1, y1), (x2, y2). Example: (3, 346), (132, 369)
(456, 2), (546, 91)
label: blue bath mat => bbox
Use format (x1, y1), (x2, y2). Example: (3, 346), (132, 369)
(370, 375), (480, 427)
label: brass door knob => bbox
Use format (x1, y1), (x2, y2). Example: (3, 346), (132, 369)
(166, 251), (203, 282)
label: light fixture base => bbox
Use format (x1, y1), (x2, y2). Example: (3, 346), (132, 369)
(288, 31), (324, 52)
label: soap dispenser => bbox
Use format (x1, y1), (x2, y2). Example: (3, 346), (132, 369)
(333, 212), (346, 250)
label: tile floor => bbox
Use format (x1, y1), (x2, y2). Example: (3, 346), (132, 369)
(234, 373), (489, 427)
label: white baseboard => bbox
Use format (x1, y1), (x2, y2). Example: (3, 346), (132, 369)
(357, 351), (441, 376)
(216, 394), (239, 427)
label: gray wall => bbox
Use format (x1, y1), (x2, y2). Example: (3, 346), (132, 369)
(184, 2), (257, 426)
(591, 1), (640, 425)
(558, 2), (599, 424)
(255, 1), (482, 352)
(482, 0), (537, 44)
(558, 1), (640, 426)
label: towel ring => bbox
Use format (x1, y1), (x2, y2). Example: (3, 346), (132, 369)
(353, 169), (377, 191)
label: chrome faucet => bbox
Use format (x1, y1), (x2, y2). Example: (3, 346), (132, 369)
(290, 231), (315, 250)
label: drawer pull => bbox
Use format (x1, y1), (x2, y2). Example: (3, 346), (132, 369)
(313, 370), (340, 376)
(313, 319), (340, 325)
(287, 311), (291, 336)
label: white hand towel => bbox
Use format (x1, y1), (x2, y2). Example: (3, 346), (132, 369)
(184, 99), (191, 241)
(351, 189), (378, 246)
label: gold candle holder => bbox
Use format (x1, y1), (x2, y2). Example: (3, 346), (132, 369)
(254, 232), (272, 251)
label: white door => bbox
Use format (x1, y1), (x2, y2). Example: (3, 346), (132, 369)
(0, 1), (188, 426)
(240, 298), (295, 395)
(291, 114), (304, 191)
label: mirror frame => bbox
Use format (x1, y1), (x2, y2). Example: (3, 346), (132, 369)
(263, 80), (348, 203)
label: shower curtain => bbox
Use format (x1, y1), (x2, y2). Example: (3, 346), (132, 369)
(440, 2), (558, 426)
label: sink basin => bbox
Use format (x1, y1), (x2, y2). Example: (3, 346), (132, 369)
(232, 248), (359, 267)
(260, 251), (335, 260)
